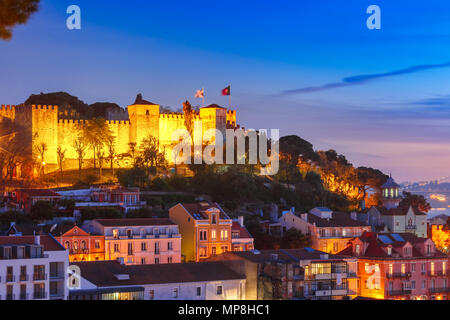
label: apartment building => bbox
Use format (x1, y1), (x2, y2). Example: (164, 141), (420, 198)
(231, 216), (254, 252)
(209, 248), (358, 300)
(14, 189), (61, 213)
(54, 225), (105, 262)
(0, 235), (68, 300)
(169, 202), (233, 262)
(69, 260), (246, 300)
(83, 218), (181, 265)
(278, 207), (371, 254)
(339, 231), (449, 300)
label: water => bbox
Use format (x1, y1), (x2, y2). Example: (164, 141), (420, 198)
(410, 191), (450, 218)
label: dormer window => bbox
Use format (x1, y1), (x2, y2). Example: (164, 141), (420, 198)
(355, 244), (361, 255)
(387, 247), (392, 255)
(113, 229), (119, 239)
(211, 213), (217, 224)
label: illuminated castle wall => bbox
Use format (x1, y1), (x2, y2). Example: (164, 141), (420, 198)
(0, 95), (237, 173)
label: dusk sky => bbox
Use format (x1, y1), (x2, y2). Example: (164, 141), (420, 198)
(1, 0), (450, 182)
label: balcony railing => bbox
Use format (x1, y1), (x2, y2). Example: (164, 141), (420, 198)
(429, 287), (450, 294)
(405, 225), (417, 230)
(33, 292), (47, 299)
(428, 271), (447, 277)
(49, 273), (65, 280)
(33, 273), (47, 281)
(19, 293), (28, 300)
(387, 289), (412, 296)
(386, 272), (411, 279)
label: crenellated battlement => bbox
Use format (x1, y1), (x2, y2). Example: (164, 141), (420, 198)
(160, 113), (185, 119)
(31, 104), (58, 111)
(106, 119), (130, 125)
(0, 104), (15, 111)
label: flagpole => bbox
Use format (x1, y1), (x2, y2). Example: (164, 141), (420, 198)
(229, 85), (231, 109)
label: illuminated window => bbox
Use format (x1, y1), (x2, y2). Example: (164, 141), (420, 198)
(401, 264), (406, 274)
(355, 245), (361, 255)
(216, 285), (223, 295)
(199, 230), (207, 241)
(431, 262), (435, 276)
(211, 229), (217, 241)
(113, 229), (119, 239)
(211, 213), (217, 224)
(364, 263), (369, 273)
(443, 262), (447, 275)
(220, 230), (228, 240)
(211, 246), (217, 255)
(375, 264), (380, 273)
(389, 264), (393, 275)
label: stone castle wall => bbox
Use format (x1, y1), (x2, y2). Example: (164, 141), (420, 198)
(0, 103), (236, 172)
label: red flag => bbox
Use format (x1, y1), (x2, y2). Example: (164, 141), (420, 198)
(221, 86), (230, 96)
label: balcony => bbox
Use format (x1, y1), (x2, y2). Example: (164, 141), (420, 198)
(428, 271), (447, 277)
(33, 292), (47, 299)
(387, 289), (411, 296)
(19, 293), (28, 300)
(33, 273), (47, 281)
(429, 287), (450, 294)
(50, 292), (65, 299)
(405, 225), (417, 230)
(386, 272), (411, 279)
(49, 273), (65, 280)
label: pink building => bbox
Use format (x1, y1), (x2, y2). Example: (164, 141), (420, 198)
(83, 219), (181, 265)
(339, 232), (449, 300)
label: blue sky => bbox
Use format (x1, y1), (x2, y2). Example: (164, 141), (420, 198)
(1, 0), (450, 182)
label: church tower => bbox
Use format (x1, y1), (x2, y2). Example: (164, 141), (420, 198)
(381, 175), (402, 209)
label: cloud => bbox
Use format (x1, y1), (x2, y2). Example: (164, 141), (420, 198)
(282, 61), (450, 95)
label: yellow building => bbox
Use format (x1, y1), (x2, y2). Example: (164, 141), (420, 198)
(0, 94), (237, 176)
(169, 202), (233, 262)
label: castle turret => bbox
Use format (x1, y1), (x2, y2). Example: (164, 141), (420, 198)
(381, 175), (402, 209)
(127, 94), (160, 147)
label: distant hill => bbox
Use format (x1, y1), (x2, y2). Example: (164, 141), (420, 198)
(24, 92), (123, 119)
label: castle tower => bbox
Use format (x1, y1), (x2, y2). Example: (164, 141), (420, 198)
(128, 94), (160, 147)
(381, 175), (402, 209)
(199, 104), (227, 144)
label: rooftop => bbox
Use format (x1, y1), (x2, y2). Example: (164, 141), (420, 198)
(72, 260), (244, 287)
(15, 189), (61, 197)
(93, 218), (176, 227)
(302, 212), (368, 228)
(180, 202), (230, 220)
(0, 235), (65, 251)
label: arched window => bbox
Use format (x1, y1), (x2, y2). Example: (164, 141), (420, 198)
(73, 241), (78, 251)
(64, 241), (70, 249)
(81, 240), (87, 250)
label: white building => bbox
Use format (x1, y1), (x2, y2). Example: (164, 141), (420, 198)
(0, 235), (69, 300)
(69, 260), (246, 300)
(83, 218), (182, 265)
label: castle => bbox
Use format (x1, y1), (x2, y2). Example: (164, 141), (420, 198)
(0, 94), (237, 176)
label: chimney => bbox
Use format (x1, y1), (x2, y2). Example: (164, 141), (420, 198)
(238, 216), (244, 227)
(34, 235), (40, 246)
(301, 213), (308, 222)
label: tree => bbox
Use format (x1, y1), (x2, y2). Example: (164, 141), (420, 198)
(280, 228), (311, 249)
(30, 201), (55, 221)
(81, 117), (113, 170)
(0, 0), (40, 40)
(128, 142), (137, 166)
(399, 192), (431, 213)
(182, 100), (195, 140)
(106, 134), (116, 174)
(73, 137), (86, 177)
(136, 135), (167, 173)
(56, 146), (66, 176)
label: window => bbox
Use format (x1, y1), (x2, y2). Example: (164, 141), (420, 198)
(128, 243), (133, 255)
(212, 213), (217, 224)
(211, 246), (216, 256)
(155, 242), (160, 254)
(95, 240), (100, 249)
(173, 288), (179, 298)
(401, 264), (406, 275)
(127, 229), (133, 239)
(216, 285), (223, 295)
(155, 257), (160, 264)
(431, 262), (435, 276)
(426, 245), (432, 256)
(221, 246), (228, 253)
(374, 264), (380, 273)
(411, 263), (416, 272)
(141, 242), (147, 251)
(114, 243), (120, 253)
(411, 281), (416, 290)
(149, 290), (154, 300)
(199, 230), (207, 241)
(168, 257), (172, 264)
(196, 287), (201, 297)
(388, 264), (393, 275)
(81, 241), (87, 250)
(64, 241), (70, 249)
(113, 229), (119, 239)
(211, 229), (217, 241)
(333, 242), (338, 253)
(141, 258), (146, 264)
(421, 263), (426, 273)
(355, 245), (360, 255)
(387, 247), (392, 255)
(421, 280), (426, 289)
(168, 242), (173, 251)
(199, 248), (207, 258)
(443, 262), (447, 275)
(364, 263), (369, 273)
(73, 241), (78, 251)
(20, 266), (27, 281)
(220, 230), (228, 241)
(6, 266), (13, 282)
